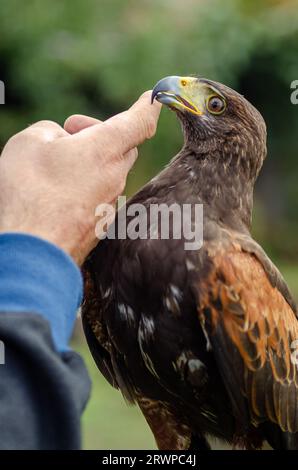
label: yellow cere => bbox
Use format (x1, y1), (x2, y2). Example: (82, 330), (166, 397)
(177, 77), (205, 116)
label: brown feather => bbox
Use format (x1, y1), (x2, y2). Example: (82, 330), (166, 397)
(198, 245), (298, 433)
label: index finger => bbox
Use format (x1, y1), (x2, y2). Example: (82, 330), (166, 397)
(72, 91), (161, 156)
(64, 114), (103, 134)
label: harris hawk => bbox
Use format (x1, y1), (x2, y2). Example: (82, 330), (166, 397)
(82, 76), (298, 450)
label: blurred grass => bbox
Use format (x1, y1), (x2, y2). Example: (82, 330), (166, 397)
(278, 263), (298, 300)
(72, 260), (298, 450)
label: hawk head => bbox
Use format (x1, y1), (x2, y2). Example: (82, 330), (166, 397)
(152, 75), (267, 183)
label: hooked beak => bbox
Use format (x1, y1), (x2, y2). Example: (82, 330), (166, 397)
(151, 76), (203, 116)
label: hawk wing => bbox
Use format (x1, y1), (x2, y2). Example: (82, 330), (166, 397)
(82, 259), (118, 389)
(197, 239), (298, 434)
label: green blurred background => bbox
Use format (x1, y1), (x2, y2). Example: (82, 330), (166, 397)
(1, 0), (298, 449)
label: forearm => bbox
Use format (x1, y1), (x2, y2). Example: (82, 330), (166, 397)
(0, 234), (91, 449)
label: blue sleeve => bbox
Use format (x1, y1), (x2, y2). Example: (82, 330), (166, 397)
(0, 233), (83, 352)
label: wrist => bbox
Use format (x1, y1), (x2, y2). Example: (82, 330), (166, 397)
(0, 212), (97, 265)
(0, 233), (83, 351)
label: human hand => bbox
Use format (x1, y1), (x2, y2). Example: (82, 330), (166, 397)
(0, 91), (161, 264)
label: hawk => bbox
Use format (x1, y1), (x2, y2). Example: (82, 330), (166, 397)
(82, 76), (298, 450)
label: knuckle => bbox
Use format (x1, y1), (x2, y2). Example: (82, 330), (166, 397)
(5, 132), (22, 148)
(5, 128), (41, 149)
(31, 120), (61, 130)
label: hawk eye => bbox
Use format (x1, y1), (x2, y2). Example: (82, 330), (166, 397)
(207, 95), (226, 115)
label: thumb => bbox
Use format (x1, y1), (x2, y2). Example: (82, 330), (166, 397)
(65, 113), (139, 169)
